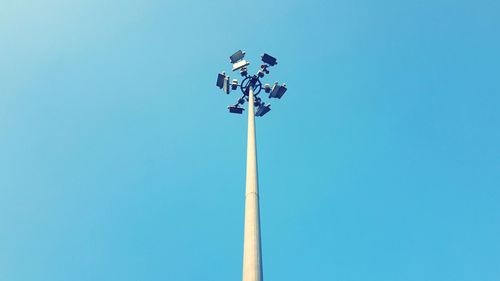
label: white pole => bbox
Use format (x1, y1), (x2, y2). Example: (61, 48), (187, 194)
(242, 86), (263, 281)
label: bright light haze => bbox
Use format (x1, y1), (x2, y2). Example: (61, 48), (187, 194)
(1, 0), (499, 280)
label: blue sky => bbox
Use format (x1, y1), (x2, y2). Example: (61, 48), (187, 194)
(1, 0), (499, 280)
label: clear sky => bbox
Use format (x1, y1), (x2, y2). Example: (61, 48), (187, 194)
(1, 0), (499, 280)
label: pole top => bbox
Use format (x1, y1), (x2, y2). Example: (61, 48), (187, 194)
(215, 51), (287, 117)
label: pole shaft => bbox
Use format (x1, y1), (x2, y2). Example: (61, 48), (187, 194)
(242, 86), (263, 281)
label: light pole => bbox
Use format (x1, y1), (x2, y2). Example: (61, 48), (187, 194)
(216, 50), (288, 281)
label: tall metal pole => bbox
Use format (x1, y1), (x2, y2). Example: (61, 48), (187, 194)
(216, 51), (286, 281)
(242, 86), (263, 281)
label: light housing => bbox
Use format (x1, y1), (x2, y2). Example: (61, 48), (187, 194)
(216, 72), (225, 89)
(269, 82), (287, 99)
(255, 103), (271, 117)
(230, 50), (246, 63)
(261, 53), (277, 66)
(228, 106), (244, 114)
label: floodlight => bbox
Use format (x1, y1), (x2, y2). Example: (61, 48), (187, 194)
(261, 53), (277, 66)
(223, 75), (231, 94)
(232, 60), (250, 71)
(268, 82), (278, 97)
(230, 50), (246, 64)
(228, 106), (244, 114)
(255, 103), (271, 117)
(216, 72), (226, 89)
(269, 82), (287, 99)
(232, 79), (239, 90)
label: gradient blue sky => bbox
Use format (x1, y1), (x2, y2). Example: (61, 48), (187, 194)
(1, 0), (499, 280)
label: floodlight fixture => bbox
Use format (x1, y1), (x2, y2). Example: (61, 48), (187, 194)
(228, 105), (244, 114)
(216, 72), (226, 89)
(232, 60), (250, 71)
(269, 82), (287, 99)
(261, 53), (277, 66)
(255, 103), (271, 117)
(230, 50), (246, 63)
